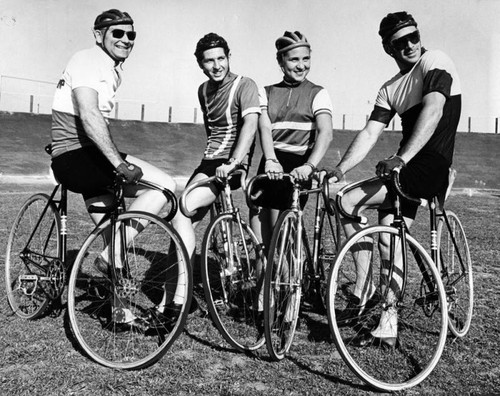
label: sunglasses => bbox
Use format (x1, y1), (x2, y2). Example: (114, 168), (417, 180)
(110, 29), (137, 41)
(390, 30), (420, 51)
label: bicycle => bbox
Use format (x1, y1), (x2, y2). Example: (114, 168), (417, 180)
(327, 168), (472, 391)
(246, 171), (342, 361)
(65, 177), (192, 370)
(5, 158), (192, 369)
(180, 168), (266, 352)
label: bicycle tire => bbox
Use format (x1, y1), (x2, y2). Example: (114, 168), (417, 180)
(264, 210), (303, 361)
(327, 225), (448, 391)
(437, 210), (473, 337)
(201, 213), (266, 351)
(317, 201), (342, 311)
(67, 211), (191, 370)
(5, 193), (61, 319)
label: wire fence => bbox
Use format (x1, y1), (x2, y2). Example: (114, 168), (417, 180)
(0, 75), (498, 133)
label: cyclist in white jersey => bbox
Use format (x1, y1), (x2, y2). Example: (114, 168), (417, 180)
(50, 9), (177, 327)
(331, 12), (462, 347)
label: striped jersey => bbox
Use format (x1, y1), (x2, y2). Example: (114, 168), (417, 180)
(369, 49), (462, 165)
(51, 46), (122, 158)
(198, 71), (261, 160)
(260, 79), (333, 155)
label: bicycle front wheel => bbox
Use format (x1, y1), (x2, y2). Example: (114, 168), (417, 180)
(5, 194), (61, 319)
(201, 213), (266, 351)
(327, 225), (448, 392)
(437, 210), (473, 337)
(264, 210), (303, 361)
(67, 211), (191, 370)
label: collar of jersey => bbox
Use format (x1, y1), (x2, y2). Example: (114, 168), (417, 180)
(281, 78), (307, 88)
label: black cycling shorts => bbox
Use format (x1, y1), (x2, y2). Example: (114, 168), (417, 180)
(51, 146), (127, 200)
(251, 150), (312, 211)
(188, 158), (243, 191)
(392, 150), (450, 218)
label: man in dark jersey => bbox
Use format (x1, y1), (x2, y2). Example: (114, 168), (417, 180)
(331, 12), (461, 345)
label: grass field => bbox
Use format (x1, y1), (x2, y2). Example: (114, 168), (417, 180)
(1, 113), (499, 394)
(0, 184), (499, 395)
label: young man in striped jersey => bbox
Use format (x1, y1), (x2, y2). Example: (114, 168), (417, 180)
(171, 32), (260, 277)
(250, 30), (333, 254)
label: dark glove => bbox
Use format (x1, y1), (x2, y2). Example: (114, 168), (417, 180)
(328, 167), (344, 183)
(376, 155), (405, 177)
(116, 162), (143, 184)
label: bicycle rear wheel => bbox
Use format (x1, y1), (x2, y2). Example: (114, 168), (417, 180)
(5, 194), (61, 319)
(68, 211), (191, 370)
(202, 213), (266, 351)
(327, 225), (447, 392)
(437, 210), (473, 337)
(317, 201), (342, 310)
(264, 210), (303, 361)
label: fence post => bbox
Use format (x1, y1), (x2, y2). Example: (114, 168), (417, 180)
(468, 116), (471, 133)
(342, 114), (345, 130)
(495, 118), (498, 134)
(168, 106), (172, 122)
(30, 95), (34, 113)
(141, 104), (145, 121)
(115, 102), (119, 119)
(193, 108), (197, 123)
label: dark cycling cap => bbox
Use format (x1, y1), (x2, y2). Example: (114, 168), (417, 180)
(275, 31), (310, 55)
(379, 12), (417, 43)
(94, 9), (134, 30)
(194, 33), (230, 62)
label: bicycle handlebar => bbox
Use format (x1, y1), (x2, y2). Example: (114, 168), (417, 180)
(179, 168), (247, 218)
(335, 169), (425, 225)
(390, 168), (426, 206)
(246, 171), (332, 212)
(87, 178), (178, 222)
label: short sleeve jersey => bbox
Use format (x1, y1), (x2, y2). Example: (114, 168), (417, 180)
(51, 46), (122, 157)
(369, 49), (462, 165)
(260, 79), (333, 155)
(198, 71), (261, 160)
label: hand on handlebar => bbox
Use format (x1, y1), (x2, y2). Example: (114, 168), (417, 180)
(376, 155), (406, 178)
(215, 160), (240, 179)
(116, 162), (143, 184)
(328, 167), (344, 183)
(265, 159), (284, 180)
(290, 162), (315, 182)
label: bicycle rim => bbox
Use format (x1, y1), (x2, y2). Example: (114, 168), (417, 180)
(5, 194), (60, 319)
(264, 210), (302, 361)
(68, 211), (191, 369)
(437, 211), (473, 337)
(202, 214), (266, 351)
(327, 225), (447, 391)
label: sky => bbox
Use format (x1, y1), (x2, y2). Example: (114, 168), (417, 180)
(1, 0), (499, 131)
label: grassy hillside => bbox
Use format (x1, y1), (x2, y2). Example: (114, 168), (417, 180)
(1, 112), (498, 189)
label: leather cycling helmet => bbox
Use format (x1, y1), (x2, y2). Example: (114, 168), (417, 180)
(275, 31), (310, 55)
(94, 9), (134, 30)
(194, 33), (230, 63)
(379, 12), (417, 43)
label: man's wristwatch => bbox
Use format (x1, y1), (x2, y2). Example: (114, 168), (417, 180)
(225, 157), (240, 166)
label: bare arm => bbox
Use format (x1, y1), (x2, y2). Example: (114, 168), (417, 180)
(397, 91), (446, 163)
(215, 112), (259, 177)
(304, 113), (333, 167)
(73, 87), (124, 168)
(336, 119), (386, 176)
(259, 109), (277, 160)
